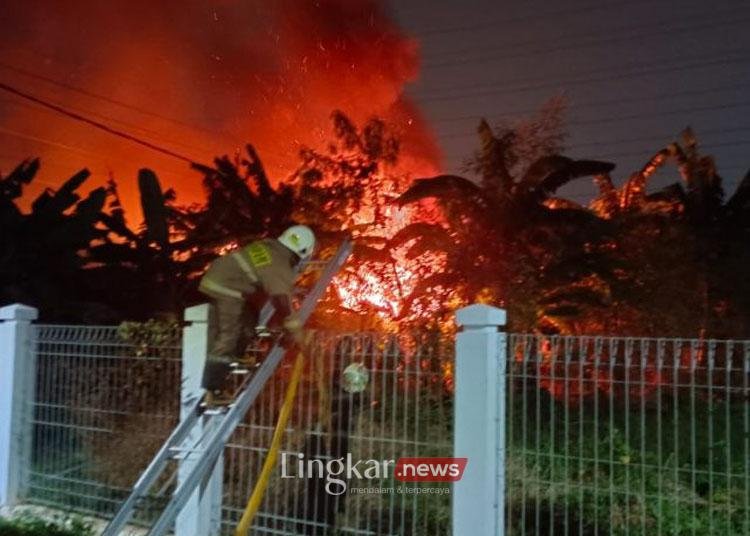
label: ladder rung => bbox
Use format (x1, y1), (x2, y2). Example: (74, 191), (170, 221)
(168, 449), (208, 461)
(201, 407), (232, 415)
(167, 445), (207, 454)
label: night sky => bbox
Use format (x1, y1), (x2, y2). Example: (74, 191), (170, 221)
(393, 0), (750, 202)
(1, 0), (749, 213)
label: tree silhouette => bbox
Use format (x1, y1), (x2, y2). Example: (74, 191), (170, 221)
(590, 128), (750, 336)
(391, 108), (615, 332)
(2, 115), (747, 336)
(289, 111), (424, 327)
(0, 159), (111, 320)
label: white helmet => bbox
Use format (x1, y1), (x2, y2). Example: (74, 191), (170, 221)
(278, 225), (316, 259)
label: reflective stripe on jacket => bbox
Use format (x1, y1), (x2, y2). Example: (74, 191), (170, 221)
(198, 278), (243, 300)
(199, 239), (297, 305)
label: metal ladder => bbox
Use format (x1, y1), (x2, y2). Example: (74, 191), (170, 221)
(101, 238), (353, 536)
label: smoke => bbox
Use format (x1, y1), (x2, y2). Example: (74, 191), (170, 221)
(0, 0), (441, 213)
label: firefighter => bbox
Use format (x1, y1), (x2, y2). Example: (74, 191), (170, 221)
(198, 224), (316, 405)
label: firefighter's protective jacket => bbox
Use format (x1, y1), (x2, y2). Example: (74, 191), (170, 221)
(199, 239), (297, 312)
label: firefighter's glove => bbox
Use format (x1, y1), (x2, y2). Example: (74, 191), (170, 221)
(283, 315), (305, 346)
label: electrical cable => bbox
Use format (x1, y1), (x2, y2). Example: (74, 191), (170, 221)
(413, 0), (658, 36)
(429, 82), (750, 125)
(418, 52), (750, 102)
(423, 14), (750, 68)
(0, 61), (233, 143)
(0, 81), (203, 166)
(437, 100), (750, 141)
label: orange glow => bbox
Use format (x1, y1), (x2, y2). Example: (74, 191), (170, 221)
(3, 1), (441, 216)
(522, 337), (670, 404)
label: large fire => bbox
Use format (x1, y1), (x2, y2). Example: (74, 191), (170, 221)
(335, 243), (447, 319)
(1, 0), (441, 215)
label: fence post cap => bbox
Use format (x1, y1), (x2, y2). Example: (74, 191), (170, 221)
(456, 303), (506, 328)
(0, 303), (38, 321)
(184, 303), (211, 323)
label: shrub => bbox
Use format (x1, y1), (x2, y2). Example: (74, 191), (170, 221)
(0, 515), (93, 536)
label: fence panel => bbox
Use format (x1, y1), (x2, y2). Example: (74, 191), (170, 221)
(26, 325), (454, 535)
(221, 331), (454, 536)
(24, 321), (750, 535)
(506, 334), (750, 536)
(28, 323), (182, 521)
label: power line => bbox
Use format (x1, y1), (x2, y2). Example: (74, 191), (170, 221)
(0, 96), (215, 157)
(422, 13), (750, 69)
(0, 129), (190, 183)
(0, 61), (238, 145)
(0, 58), (296, 163)
(442, 136), (750, 165)
(576, 140), (750, 161)
(444, 138), (750, 161)
(0, 125), (102, 159)
(443, 126), (750, 162)
(419, 4), (748, 59)
(436, 101), (750, 141)
(428, 82), (750, 125)
(0, 80), (203, 166)
(568, 102), (750, 128)
(569, 126), (750, 150)
(421, 56), (750, 111)
(412, 0), (657, 36)
(417, 51), (750, 101)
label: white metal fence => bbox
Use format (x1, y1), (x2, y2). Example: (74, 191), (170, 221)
(14, 317), (453, 535)
(2, 302), (749, 536)
(29, 323), (182, 522)
(506, 335), (750, 536)
(222, 332), (453, 535)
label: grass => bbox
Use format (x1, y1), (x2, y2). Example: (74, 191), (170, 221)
(506, 380), (750, 535)
(0, 515), (93, 536)
(26, 333), (749, 535)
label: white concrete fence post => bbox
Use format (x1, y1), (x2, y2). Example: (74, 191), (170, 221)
(0, 303), (39, 508)
(176, 304), (223, 536)
(453, 303), (507, 536)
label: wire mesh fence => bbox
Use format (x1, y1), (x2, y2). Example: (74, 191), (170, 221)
(506, 334), (750, 536)
(25, 325), (454, 535)
(222, 331), (454, 536)
(25, 322), (750, 535)
(28, 323), (182, 522)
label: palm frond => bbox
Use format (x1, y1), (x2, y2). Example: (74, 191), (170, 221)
(396, 175), (482, 206)
(75, 187), (107, 221)
(0, 158), (39, 200)
(519, 156), (614, 203)
(138, 169), (169, 249)
(243, 144), (275, 199)
(389, 222), (455, 258)
(352, 244), (393, 264)
(645, 183), (685, 204)
(725, 169), (750, 218)
(621, 148), (671, 209)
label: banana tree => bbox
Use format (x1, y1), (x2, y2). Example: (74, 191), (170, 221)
(0, 159), (110, 320)
(391, 119), (615, 331)
(86, 167), (189, 319)
(172, 144), (295, 268)
(590, 128), (750, 336)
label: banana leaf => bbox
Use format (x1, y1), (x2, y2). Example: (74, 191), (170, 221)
(396, 175), (482, 206)
(138, 169), (169, 249)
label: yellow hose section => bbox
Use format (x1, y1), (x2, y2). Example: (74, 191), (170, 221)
(234, 350), (305, 536)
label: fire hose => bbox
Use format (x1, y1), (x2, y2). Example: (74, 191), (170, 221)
(234, 349), (305, 536)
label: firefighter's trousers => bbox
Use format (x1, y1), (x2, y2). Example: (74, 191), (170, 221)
(202, 296), (257, 392)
